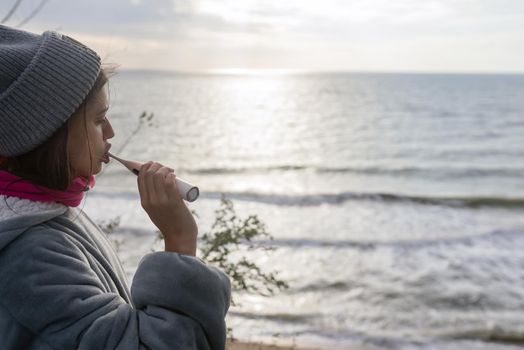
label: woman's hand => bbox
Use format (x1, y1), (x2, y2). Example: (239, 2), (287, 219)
(137, 161), (198, 256)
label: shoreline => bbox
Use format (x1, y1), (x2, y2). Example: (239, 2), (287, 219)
(227, 340), (318, 350)
(226, 339), (377, 350)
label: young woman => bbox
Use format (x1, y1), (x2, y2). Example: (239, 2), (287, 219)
(0, 24), (230, 349)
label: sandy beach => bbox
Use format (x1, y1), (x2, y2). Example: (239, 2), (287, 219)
(227, 340), (376, 350)
(227, 340), (317, 350)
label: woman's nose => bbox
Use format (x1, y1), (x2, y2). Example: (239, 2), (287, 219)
(104, 120), (115, 140)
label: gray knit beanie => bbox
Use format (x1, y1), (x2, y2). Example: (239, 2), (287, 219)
(0, 24), (101, 157)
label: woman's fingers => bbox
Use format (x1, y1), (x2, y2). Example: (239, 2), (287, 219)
(153, 166), (175, 203)
(137, 161), (154, 207)
(143, 162), (162, 203)
(138, 162), (177, 207)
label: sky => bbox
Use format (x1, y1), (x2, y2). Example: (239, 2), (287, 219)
(1, 0), (524, 73)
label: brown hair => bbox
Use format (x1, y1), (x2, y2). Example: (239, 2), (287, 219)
(0, 65), (116, 191)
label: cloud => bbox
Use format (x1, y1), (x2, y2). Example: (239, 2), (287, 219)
(1, 0), (523, 72)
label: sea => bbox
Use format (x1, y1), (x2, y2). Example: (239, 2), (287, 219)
(82, 71), (524, 350)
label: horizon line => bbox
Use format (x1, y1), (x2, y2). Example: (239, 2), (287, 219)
(114, 68), (524, 76)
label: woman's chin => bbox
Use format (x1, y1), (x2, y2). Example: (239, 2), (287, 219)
(84, 165), (102, 177)
(93, 163), (103, 175)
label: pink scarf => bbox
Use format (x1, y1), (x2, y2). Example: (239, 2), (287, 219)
(0, 170), (95, 207)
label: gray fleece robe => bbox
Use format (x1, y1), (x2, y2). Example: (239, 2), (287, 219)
(0, 195), (231, 349)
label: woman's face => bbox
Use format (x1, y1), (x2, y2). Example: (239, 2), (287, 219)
(67, 84), (114, 178)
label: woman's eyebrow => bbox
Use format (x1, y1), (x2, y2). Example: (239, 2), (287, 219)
(97, 106), (109, 115)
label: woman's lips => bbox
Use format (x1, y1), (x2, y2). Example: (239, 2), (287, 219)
(102, 144), (112, 164)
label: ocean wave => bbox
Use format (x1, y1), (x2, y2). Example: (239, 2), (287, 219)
(227, 310), (320, 323)
(185, 164), (524, 179)
(90, 188), (524, 209)
(229, 229), (524, 249)
(201, 191), (524, 209)
(294, 281), (351, 293)
(437, 327), (524, 345)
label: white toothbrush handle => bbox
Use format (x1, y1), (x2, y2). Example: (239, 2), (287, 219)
(116, 158), (199, 202)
